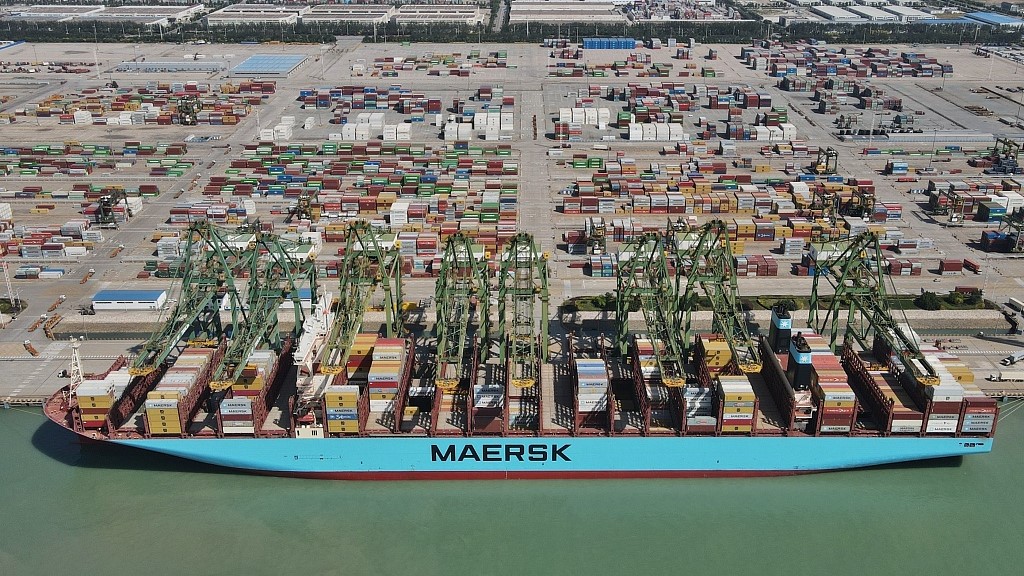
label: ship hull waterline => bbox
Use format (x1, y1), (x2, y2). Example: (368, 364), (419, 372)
(54, 434), (995, 480)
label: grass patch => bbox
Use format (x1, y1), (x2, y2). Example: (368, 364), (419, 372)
(0, 298), (25, 314)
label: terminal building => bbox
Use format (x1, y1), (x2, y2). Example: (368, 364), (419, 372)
(810, 5), (864, 21)
(846, 5), (898, 21)
(4, 4), (202, 26)
(91, 290), (168, 312)
(79, 6), (206, 27)
(964, 11), (1024, 27)
(881, 4), (935, 21)
(5, 4), (106, 22)
(509, 1), (626, 24)
(301, 4), (395, 26)
(392, 4), (488, 25)
(206, 4), (311, 26)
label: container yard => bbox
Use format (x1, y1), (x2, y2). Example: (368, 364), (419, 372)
(0, 38), (1017, 478)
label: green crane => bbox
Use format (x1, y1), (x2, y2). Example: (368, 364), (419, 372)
(318, 221), (404, 375)
(497, 233), (549, 389)
(672, 220), (761, 374)
(208, 231), (318, 391)
(129, 222), (249, 376)
(433, 233), (490, 393)
(615, 231), (687, 387)
(808, 232), (940, 387)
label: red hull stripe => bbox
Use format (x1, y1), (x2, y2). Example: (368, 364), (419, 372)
(254, 469), (815, 480)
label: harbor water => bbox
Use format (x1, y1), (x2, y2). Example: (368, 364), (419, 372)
(1, 403), (1022, 575)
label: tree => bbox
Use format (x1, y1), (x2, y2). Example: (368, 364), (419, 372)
(946, 291), (966, 306)
(966, 291), (982, 306)
(775, 298), (799, 312)
(915, 291), (942, 311)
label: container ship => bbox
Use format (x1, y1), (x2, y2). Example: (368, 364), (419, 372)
(44, 223), (999, 479)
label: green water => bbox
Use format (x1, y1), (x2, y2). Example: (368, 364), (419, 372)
(1, 405), (1022, 576)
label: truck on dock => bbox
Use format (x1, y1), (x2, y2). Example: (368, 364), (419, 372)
(990, 369), (1024, 382)
(1000, 351), (1024, 366)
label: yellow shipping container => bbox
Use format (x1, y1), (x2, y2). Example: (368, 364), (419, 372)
(149, 426), (182, 435)
(721, 425), (753, 433)
(371, 393), (396, 401)
(327, 422), (360, 433)
(822, 400), (854, 408)
(720, 391), (756, 402)
(80, 413), (107, 422)
(232, 376), (265, 391)
(722, 406), (755, 414)
(78, 395), (113, 405)
(147, 390), (181, 401)
(325, 400), (358, 408)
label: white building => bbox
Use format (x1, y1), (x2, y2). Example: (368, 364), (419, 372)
(301, 4), (394, 25)
(8, 4), (105, 22)
(80, 5), (206, 27)
(811, 5), (865, 20)
(881, 4), (935, 21)
(509, 1), (626, 23)
(92, 289), (167, 312)
(847, 5), (898, 20)
(206, 4), (311, 26)
(392, 4), (488, 25)
(787, 0), (822, 6)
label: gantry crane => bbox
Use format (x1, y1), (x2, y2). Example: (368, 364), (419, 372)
(808, 232), (940, 387)
(673, 220), (761, 374)
(498, 233), (549, 389)
(95, 190), (133, 229)
(285, 190), (321, 223)
(615, 231), (688, 387)
(812, 146), (839, 175)
(318, 221), (404, 375)
(176, 94), (201, 126)
(998, 207), (1024, 252)
(433, 233), (490, 393)
(208, 231), (318, 392)
(108, 222), (251, 433)
(129, 222), (248, 377)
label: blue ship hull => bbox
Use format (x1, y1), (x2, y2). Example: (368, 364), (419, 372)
(108, 436), (994, 479)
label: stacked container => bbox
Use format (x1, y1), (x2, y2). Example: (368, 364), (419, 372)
(811, 356), (857, 434)
(76, 379), (115, 430)
(324, 384), (360, 435)
(369, 338), (405, 413)
(683, 385), (716, 432)
(146, 348), (215, 435)
(575, 358), (609, 424)
(717, 375), (756, 434)
(220, 397), (255, 435)
(923, 358), (964, 435)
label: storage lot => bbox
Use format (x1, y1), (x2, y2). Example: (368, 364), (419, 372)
(1, 40), (1023, 402)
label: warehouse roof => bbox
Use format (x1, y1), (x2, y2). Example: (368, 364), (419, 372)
(965, 11), (1024, 26)
(92, 289), (167, 303)
(232, 54), (307, 76)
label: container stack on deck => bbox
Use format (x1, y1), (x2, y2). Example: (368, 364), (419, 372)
(219, 397), (255, 435)
(839, 336), (998, 437)
(324, 384), (360, 435)
(811, 353), (858, 434)
(717, 375), (758, 434)
(144, 347), (217, 436)
(575, 357), (610, 431)
(368, 338), (406, 417)
(74, 368), (131, 430)
(682, 384), (716, 433)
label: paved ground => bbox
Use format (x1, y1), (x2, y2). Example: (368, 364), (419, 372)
(2, 40), (1024, 401)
